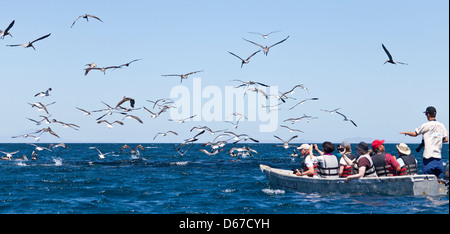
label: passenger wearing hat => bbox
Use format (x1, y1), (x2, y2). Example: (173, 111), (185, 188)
(371, 139), (401, 177)
(400, 106), (449, 178)
(294, 144), (318, 177)
(337, 141), (358, 177)
(344, 142), (377, 182)
(395, 143), (418, 176)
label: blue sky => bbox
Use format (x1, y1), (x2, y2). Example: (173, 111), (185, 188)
(1, 0), (448, 144)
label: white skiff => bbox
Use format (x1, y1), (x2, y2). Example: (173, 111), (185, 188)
(260, 165), (448, 196)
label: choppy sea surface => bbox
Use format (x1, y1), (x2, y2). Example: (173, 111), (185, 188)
(0, 143), (448, 214)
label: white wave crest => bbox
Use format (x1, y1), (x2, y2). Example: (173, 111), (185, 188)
(262, 188), (285, 195)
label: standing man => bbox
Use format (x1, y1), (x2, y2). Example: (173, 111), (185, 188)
(400, 106), (449, 178)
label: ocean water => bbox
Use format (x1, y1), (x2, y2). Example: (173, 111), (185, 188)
(0, 143), (448, 214)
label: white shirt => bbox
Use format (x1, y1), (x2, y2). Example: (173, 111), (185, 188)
(415, 120), (448, 159)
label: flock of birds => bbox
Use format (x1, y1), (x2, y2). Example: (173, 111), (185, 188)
(1, 14), (409, 160)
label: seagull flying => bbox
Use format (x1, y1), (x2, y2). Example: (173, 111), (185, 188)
(7, 33), (51, 50)
(162, 71), (203, 83)
(116, 96), (135, 108)
(71, 14), (103, 28)
(336, 111), (358, 127)
(97, 120), (124, 128)
(34, 88), (52, 98)
(0, 20), (15, 39)
(248, 30), (281, 39)
(289, 98), (319, 110)
(274, 135), (298, 149)
(243, 36), (289, 56)
(382, 44), (408, 65)
(228, 50), (261, 68)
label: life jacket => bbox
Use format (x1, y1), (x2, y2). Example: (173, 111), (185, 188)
(372, 153), (396, 177)
(317, 154), (339, 178)
(341, 153), (357, 177)
(356, 154), (377, 177)
(397, 155), (418, 176)
(302, 156), (317, 177)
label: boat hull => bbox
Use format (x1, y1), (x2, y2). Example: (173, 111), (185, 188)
(260, 165), (448, 196)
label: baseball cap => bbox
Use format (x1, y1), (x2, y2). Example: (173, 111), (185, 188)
(371, 139), (385, 150)
(298, 144), (310, 150)
(424, 106), (436, 115)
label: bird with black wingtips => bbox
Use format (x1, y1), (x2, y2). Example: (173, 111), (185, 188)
(97, 120), (124, 128)
(382, 44), (408, 65)
(7, 33), (51, 50)
(274, 135), (298, 149)
(162, 70), (203, 83)
(71, 14), (103, 28)
(228, 50), (261, 68)
(0, 20), (15, 39)
(34, 88), (52, 98)
(336, 111), (358, 127)
(116, 96), (135, 108)
(289, 98), (319, 110)
(243, 36), (289, 56)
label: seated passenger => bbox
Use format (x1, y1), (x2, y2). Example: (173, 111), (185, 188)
(395, 143), (418, 175)
(314, 141), (339, 178)
(344, 142), (377, 182)
(371, 139), (401, 177)
(294, 144), (317, 177)
(337, 141), (358, 177)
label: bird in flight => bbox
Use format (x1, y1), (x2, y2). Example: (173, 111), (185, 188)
(336, 111), (358, 127)
(162, 70), (203, 83)
(243, 36), (289, 56)
(228, 50), (261, 68)
(248, 30), (281, 39)
(90, 147), (111, 159)
(233, 80), (269, 88)
(116, 96), (135, 109)
(34, 88), (52, 98)
(7, 33), (51, 50)
(274, 135), (298, 149)
(97, 120), (124, 128)
(71, 14), (103, 28)
(289, 98), (319, 110)
(382, 44), (408, 65)
(84, 65), (122, 76)
(153, 131), (178, 140)
(0, 20), (15, 39)
(119, 59), (142, 67)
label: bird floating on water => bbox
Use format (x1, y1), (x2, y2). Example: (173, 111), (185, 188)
(7, 33), (51, 50)
(382, 44), (408, 65)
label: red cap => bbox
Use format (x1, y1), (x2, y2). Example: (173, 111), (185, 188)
(372, 139), (385, 150)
